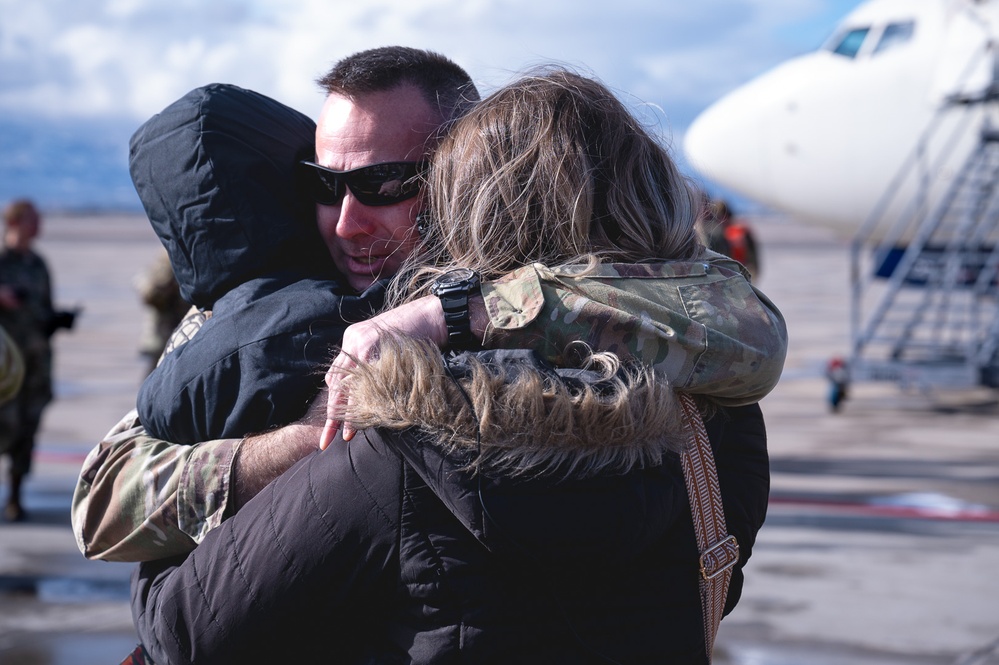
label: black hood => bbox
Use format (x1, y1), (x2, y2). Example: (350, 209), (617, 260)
(128, 83), (331, 309)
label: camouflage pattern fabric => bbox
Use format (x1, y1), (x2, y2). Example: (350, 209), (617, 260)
(0, 326), (24, 404)
(0, 249), (54, 359)
(162, 306), (209, 357)
(71, 409), (240, 561)
(119, 644), (152, 665)
(135, 250), (191, 361)
(0, 248), (54, 474)
(72, 259), (787, 561)
(483, 252), (786, 406)
(71, 307), (233, 561)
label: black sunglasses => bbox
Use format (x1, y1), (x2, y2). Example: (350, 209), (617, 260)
(298, 160), (426, 207)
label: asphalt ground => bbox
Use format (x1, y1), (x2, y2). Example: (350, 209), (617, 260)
(0, 213), (996, 665)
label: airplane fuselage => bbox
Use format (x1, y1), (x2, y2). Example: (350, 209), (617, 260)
(684, 0), (999, 231)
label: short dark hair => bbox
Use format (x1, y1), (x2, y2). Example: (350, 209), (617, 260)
(317, 46), (479, 123)
(3, 199), (37, 228)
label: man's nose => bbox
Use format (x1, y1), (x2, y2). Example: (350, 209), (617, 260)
(335, 193), (376, 239)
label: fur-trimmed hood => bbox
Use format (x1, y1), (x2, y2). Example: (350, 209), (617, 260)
(339, 337), (688, 480)
(336, 337), (694, 570)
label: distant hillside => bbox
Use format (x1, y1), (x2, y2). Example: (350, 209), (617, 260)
(0, 114), (768, 218)
(0, 116), (142, 213)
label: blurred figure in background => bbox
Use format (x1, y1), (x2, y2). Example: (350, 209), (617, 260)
(0, 199), (58, 521)
(699, 198), (761, 281)
(134, 249), (189, 376)
(826, 356), (850, 413)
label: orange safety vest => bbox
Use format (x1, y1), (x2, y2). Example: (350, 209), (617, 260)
(723, 223), (750, 265)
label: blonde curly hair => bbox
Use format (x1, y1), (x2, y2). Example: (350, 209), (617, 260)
(388, 67), (701, 304)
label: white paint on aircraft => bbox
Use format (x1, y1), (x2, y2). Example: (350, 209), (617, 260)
(684, 0), (999, 232)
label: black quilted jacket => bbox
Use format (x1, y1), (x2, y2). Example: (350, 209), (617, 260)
(132, 393), (768, 665)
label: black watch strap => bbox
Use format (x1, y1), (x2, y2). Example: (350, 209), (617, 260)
(431, 269), (482, 350)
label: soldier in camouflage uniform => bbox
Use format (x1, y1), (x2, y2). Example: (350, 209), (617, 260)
(71, 53), (788, 563)
(127, 70), (782, 665)
(74, 252), (785, 560)
(0, 200), (55, 522)
(134, 249), (189, 377)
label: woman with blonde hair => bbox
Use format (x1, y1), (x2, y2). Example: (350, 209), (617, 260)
(321, 68), (783, 443)
(420, 68), (700, 274)
(132, 69), (784, 664)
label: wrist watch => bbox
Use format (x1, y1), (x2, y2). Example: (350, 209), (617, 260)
(430, 268), (482, 349)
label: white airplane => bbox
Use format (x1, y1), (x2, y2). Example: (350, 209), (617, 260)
(684, 0), (999, 233)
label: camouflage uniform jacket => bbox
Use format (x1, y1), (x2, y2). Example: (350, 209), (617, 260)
(483, 252), (785, 405)
(72, 255), (787, 561)
(0, 248), (54, 414)
(0, 326), (24, 404)
(0, 248), (54, 364)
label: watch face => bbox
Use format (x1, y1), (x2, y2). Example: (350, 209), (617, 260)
(434, 268), (478, 290)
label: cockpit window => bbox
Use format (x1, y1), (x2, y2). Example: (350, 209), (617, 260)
(829, 27), (870, 59)
(872, 21), (915, 55)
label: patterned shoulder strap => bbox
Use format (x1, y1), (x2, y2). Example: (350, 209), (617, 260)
(678, 392), (741, 662)
(119, 645), (151, 665)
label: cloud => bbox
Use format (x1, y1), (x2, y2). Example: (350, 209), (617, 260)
(0, 0), (859, 128)
(0, 0), (862, 209)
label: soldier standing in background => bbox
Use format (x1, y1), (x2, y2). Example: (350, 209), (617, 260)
(134, 249), (189, 377)
(700, 198), (761, 281)
(0, 199), (75, 521)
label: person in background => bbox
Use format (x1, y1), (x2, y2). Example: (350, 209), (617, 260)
(134, 249), (189, 377)
(700, 198), (760, 281)
(826, 356), (850, 412)
(0, 199), (76, 521)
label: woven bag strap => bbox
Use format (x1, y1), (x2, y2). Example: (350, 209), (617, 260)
(678, 393), (741, 662)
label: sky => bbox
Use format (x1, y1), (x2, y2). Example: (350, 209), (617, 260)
(0, 0), (864, 210)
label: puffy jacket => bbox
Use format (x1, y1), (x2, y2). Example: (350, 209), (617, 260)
(137, 273), (384, 443)
(129, 82), (382, 443)
(132, 347), (769, 664)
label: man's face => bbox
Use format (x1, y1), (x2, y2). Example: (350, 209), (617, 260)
(7, 206), (40, 248)
(314, 84), (440, 292)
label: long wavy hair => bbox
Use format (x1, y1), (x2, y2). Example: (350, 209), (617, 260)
(388, 67), (701, 303)
(340, 70), (701, 473)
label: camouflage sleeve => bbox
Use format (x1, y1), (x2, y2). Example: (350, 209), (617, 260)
(480, 253), (788, 406)
(71, 412), (241, 563)
(0, 326), (24, 404)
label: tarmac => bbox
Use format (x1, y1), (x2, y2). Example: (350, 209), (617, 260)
(0, 212), (997, 665)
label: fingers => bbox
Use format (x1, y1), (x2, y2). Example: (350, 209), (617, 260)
(319, 319), (389, 450)
(320, 351), (355, 450)
(319, 419), (340, 450)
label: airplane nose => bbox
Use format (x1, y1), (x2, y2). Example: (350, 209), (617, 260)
(683, 86), (773, 202)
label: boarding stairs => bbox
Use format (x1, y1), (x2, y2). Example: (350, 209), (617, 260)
(847, 64), (999, 393)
